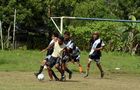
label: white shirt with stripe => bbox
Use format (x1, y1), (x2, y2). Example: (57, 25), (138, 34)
(89, 38), (105, 55)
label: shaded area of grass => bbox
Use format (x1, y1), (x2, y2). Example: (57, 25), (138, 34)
(0, 50), (140, 74)
(0, 72), (140, 90)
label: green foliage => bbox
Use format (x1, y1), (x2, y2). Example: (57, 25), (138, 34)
(73, 0), (115, 18)
(68, 22), (124, 51)
(0, 0), (140, 54)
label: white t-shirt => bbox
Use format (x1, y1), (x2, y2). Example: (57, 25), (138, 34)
(89, 38), (105, 55)
(49, 37), (58, 45)
(52, 41), (66, 57)
(49, 40), (55, 45)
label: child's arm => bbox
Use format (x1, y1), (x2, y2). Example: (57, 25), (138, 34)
(41, 43), (54, 53)
(94, 46), (104, 51)
(95, 40), (105, 51)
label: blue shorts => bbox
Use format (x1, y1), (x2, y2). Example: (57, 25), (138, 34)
(46, 56), (60, 68)
(45, 55), (51, 61)
(71, 55), (80, 62)
(62, 55), (70, 63)
(89, 54), (101, 63)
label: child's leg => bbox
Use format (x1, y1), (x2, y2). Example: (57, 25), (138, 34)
(47, 67), (59, 81)
(55, 63), (64, 77)
(47, 67), (53, 80)
(76, 62), (83, 73)
(65, 65), (72, 79)
(96, 62), (104, 78)
(84, 60), (92, 77)
(34, 60), (46, 76)
(51, 69), (59, 81)
(76, 56), (83, 73)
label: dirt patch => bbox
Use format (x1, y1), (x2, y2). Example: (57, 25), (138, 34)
(0, 72), (140, 90)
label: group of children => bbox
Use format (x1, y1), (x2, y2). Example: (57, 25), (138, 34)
(34, 31), (105, 81)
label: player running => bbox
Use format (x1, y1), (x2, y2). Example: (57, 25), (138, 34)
(84, 31), (105, 78)
(61, 31), (73, 79)
(45, 36), (67, 81)
(70, 45), (83, 74)
(34, 32), (59, 81)
(62, 31), (83, 78)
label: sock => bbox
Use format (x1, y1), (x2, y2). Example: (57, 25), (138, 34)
(47, 69), (53, 80)
(65, 68), (72, 74)
(79, 65), (83, 73)
(38, 65), (44, 74)
(51, 70), (58, 79)
(56, 67), (65, 77)
(86, 63), (90, 75)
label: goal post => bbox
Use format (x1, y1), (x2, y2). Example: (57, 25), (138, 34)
(50, 16), (140, 34)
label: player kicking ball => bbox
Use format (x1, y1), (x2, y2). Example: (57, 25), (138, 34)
(35, 35), (67, 81)
(34, 33), (60, 81)
(47, 36), (67, 81)
(84, 31), (105, 78)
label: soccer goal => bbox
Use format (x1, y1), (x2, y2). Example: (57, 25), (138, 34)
(50, 16), (140, 34)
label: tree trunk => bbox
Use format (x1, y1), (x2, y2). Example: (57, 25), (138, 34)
(7, 24), (11, 49)
(13, 9), (16, 49)
(0, 20), (4, 50)
(131, 44), (138, 55)
(48, 5), (51, 17)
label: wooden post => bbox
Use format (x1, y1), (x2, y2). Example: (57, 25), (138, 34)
(7, 24), (11, 48)
(0, 20), (4, 50)
(13, 9), (16, 49)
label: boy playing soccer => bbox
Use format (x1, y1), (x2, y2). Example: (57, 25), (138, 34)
(46, 36), (66, 81)
(34, 32), (60, 81)
(84, 31), (105, 78)
(64, 31), (83, 74)
(70, 45), (83, 74)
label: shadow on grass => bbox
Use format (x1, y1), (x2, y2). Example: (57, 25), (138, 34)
(62, 80), (80, 83)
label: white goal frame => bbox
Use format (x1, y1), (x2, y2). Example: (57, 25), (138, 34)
(50, 16), (140, 34)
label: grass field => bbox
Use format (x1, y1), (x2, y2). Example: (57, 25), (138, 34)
(0, 50), (140, 90)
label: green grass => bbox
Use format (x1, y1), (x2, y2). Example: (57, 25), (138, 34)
(0, 50), (42, 71)
(1, 50), (140, 90)
(0, 50), (140, 74)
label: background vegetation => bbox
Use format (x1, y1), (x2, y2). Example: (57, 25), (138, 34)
(0, 0), (140, 55)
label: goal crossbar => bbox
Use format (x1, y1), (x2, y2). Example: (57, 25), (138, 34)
(50, 16), (140, 34)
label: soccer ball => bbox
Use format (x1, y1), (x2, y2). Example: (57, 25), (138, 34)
(37, 73), (45, 81)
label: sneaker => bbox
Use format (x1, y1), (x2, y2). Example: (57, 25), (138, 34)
(60, 75), (66, 81)
(34, 73), (39, 78)
(69, 72), (72, 79)
(80, 72), (84, 76)
(101, 72), (104, 78)
(84, 73), (88, 78)
(55, 78), (59, 81)
(49, 78), (53, 81)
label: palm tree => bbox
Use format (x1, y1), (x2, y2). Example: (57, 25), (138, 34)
(122, 15), (140, 55)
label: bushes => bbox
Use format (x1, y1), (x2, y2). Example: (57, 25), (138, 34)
(68, 21), (140, 53)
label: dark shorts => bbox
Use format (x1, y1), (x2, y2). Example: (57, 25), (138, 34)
(44, 55), (51, 61)
(62, 55), (70, 63)
(71, 55), (80, 62)
(89, 54), (101, 63)
(89, 54), (100, 60)
(46, 56), (60, 68)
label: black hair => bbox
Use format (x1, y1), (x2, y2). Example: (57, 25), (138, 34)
(58, 35), (64, 41)
(64, 31), (70, 36)
(52, 32), (59, 37)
